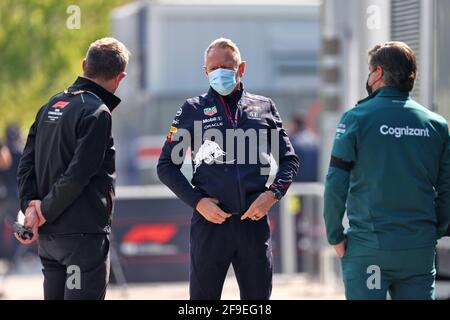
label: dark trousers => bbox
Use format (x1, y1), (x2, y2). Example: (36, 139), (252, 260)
(190, 211), (273, 300)
(38, 233), (110, 300)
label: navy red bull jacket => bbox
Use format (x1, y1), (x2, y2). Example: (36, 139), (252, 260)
(157, 84), (300, 214)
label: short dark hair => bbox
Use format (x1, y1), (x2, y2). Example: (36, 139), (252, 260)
(368, 41), (417, 92)
(84, 37), (130, 80)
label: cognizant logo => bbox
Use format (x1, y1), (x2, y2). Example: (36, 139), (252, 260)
(380, 125), (430, 138)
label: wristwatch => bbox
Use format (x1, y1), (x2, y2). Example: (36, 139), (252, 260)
(269, 188), (282, 201)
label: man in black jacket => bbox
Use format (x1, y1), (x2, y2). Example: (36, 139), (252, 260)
(16, 37), (129, 300)
(157, 38), (299, 300)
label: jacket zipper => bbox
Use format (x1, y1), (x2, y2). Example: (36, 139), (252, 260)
(218, 95), (245, 213)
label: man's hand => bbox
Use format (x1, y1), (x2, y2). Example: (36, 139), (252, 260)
(333, 239), (347, 258)
(14, 207), (39, 245)
(29, 200), (46, 226)
(241, 191), (277, 221)
(196, 198), (232, 224)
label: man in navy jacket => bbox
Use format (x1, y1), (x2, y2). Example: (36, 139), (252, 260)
(157, 38), (299, 300)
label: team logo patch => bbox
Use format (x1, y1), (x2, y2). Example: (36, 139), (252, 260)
(247, 107), (261, 120)
(248, 111), (260, 119)
(336, 123), (346, 139)
(193, 140), (226, 173)
(52, 101), (70, 109)
(203, 106), (217, 117)
(166, 126), (178, 142)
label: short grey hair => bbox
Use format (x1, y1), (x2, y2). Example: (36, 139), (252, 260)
(84, 37), (130, 80)
(204, 38), (242, 65)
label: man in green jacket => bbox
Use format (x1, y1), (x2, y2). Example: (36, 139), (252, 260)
(324, 41), (450, 300)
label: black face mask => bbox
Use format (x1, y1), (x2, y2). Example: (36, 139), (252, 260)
(366, 71), (375, 95)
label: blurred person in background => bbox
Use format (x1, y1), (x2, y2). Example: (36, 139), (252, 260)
(15, 37), (129, 300)
(0, 124), (24, 258)
(288, 114), (319, 182)
(158, 38), (299, 300)
(324, 41), (450, 300)
(0, 140), (12, 258)
(0, 141), (12, 171)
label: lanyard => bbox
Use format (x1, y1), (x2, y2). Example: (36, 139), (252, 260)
(219, 96), (240, 127)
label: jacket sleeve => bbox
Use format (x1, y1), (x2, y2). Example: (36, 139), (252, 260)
(157, 102), (204, 209)
(435, 123), (450, 238)
(40, 106), (112, 223)
(323, 111), (358, 245)
(268, 100), (300, 198)
(17, 107), (44, 213)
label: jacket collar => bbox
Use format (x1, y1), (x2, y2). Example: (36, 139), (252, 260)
(357, 86), (410, 105)
(207, 82), (245, 104)
(66, 76), (121, 112)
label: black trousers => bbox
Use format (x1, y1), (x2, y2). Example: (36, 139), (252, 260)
(38, 233), (110, 300)
(190, 211), (273, 300)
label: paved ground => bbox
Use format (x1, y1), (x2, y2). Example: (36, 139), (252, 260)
(1, 257), (449, 300)
(0, 264), (344, 300)
(109, 274), (346, 300)
(0, 273), (345, 300)
(0, 255), (345, 300)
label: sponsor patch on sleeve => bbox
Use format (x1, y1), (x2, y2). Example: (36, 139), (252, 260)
(335, 123), (346, 139)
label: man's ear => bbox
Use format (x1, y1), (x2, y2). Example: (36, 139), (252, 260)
(116, 72), (127, 86)
(375, 65), (383, 82)
(238, 61), (246, 77)
(82, 59), (87, 74)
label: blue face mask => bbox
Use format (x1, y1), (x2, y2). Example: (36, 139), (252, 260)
(208, 68), (238, 96)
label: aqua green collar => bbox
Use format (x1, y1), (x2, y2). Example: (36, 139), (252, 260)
(357, 86), (410, 105)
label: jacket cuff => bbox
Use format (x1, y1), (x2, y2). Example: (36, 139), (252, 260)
(20, 200), (31, 215)
(437, 223), (450, 239)
(186, 192), (205, 210)
(40, 198), (57, 224)
(269, 183), (291, 200)
(328, 233), (346, 246)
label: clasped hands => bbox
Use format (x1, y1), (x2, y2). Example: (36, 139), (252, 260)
(195, 191), (277, 224)
(14, 200), (46, 244)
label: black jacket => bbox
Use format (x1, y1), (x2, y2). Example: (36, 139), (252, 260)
(157, 85), (300, 214)
(17, 77), (121, 234)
